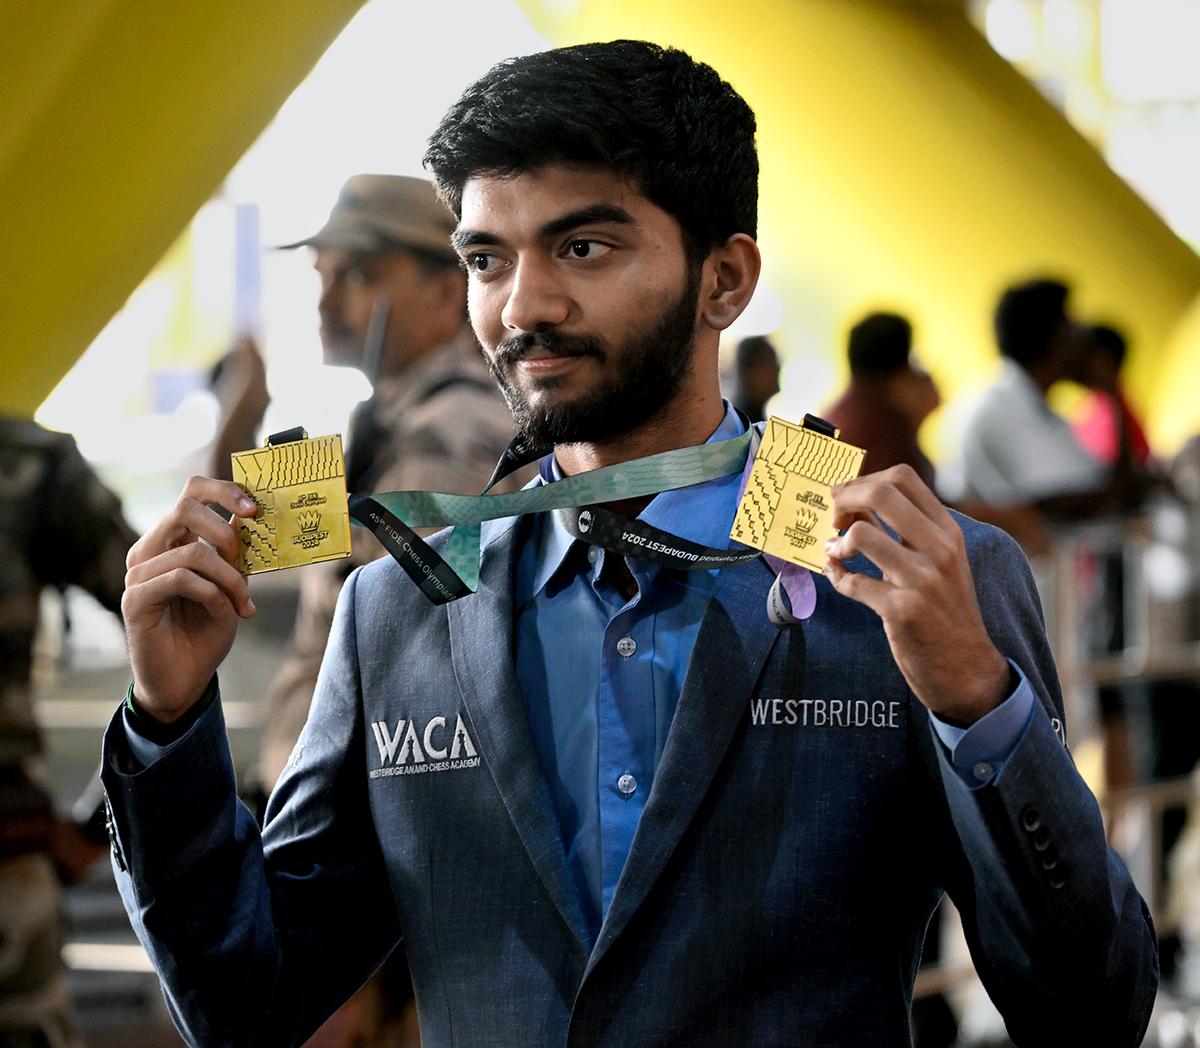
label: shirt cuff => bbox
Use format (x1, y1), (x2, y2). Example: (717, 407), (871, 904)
(929, 659), (1037, 789)
(121, 677), (219, 768)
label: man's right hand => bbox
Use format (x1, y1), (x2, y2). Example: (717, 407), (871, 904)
(121, 477), (260, 723)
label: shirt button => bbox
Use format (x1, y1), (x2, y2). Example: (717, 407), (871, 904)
(587, 546), (599, 565)
(972, 761), (994, 782)
(617, 773), (638, 796)
(616, 636), (637, 658)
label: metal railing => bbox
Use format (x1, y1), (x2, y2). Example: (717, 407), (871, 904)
(917, 507), (1200, 1007)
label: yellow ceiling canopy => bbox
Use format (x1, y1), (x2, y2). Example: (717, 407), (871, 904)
(0, 0), (365, 417)
(4, 0), (1198, 451)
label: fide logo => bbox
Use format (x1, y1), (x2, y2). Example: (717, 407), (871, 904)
(297, 509), (322, 533)
(578, 510), (593, 534)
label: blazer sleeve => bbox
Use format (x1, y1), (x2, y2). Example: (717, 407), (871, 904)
(932, 519), (1158, 1047)
(101, 567), (400, 1048)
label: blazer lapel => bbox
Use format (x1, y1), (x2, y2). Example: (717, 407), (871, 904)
(585, 556), (787, 975)
(446, 520), (592, 954)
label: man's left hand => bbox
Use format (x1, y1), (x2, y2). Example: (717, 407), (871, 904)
(824, 464), (1011, 727)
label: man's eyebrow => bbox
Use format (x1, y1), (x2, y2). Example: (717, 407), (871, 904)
(451, 204), (637, 252)
(451, 228), (501, 251)
(538, 204), (637, 240)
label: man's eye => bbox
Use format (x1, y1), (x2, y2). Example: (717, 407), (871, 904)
(467, 253), (496, 272)
(566, 240), (609, 260)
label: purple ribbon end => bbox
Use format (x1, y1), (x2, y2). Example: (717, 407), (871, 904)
(764, 556), (818, 621)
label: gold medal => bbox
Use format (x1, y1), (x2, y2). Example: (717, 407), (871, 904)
(731, 416), (864, 572)
(232, 431), (352, 574)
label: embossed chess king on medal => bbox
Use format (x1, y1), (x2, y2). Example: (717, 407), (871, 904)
(231, 430), (352, 574)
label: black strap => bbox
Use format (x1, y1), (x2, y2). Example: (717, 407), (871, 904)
(349, 494), (475, 605)
(554, 506), (761, 572)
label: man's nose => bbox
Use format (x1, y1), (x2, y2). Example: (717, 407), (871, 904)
(500, 257), (571, 333)
(318, 277), (342, 318)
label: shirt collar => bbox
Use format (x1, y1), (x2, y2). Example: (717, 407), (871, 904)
(520, 403), (747, 601)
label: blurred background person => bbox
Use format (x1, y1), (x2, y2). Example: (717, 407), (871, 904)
(224, 174), (520, 1048)
(823, 308), (1046, 557)
(940, 279), (1151, 787)
(1073, 322), (1153, 469)
(1068, 319), (1200, 984)
(0, 416), (136, 1048)
(728, 334), (780, 423)
(207, 334), (271, 480)
(941, 277), (1148, 518)
(210, 174), (521, 798)
(823, 310), (940, 486)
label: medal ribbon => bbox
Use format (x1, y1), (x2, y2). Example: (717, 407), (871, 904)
(350, 422), (815, 622)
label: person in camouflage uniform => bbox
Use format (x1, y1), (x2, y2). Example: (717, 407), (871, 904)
(0, 416), (137, 1047)
(210, 175), (523, 1047)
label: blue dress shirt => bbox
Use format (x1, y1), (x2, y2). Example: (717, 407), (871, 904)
(512, 403), (1037, 942)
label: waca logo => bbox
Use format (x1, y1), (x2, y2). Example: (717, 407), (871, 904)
(371, 713), (478, 767)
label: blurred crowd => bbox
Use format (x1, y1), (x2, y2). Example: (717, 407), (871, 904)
(5, 173), (1200, 1047)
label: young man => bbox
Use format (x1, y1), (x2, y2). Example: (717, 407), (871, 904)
(106, 42), (1156, 1047)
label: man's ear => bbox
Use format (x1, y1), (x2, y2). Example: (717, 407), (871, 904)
(698, 234), (761, 332)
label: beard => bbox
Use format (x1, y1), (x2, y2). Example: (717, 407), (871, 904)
(484, 267), (701, 447)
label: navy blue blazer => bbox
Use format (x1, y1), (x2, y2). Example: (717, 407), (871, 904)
(102, 512), (1157, 1046)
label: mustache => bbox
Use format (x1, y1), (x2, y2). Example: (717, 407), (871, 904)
(493, 331), (605, 366)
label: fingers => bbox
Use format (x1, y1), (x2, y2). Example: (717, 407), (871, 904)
(834, 464), (956, 538)
(180, 474), (260, 520)
(128, 476), (258, 570)
(127, 568), (232, 624)
(823, 557), (889, 614)
(826, 464), (966, 605)
(825, 518), (920, 586)
(831, 478), (927, 546)
(126, 541), (255, 618)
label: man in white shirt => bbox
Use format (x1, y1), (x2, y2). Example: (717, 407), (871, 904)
(941, 278), (1111, 510)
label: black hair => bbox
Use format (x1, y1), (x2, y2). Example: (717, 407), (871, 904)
(994, 278), (1070, 366)
(423, 40), (758, 270)
(1088, 323), (1127, 368)
(736, 335), (777, 371)
(847, 312), (912, 378)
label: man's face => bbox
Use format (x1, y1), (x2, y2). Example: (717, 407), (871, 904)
(744, 354), (781, 406)
(453, 164), (701, 446)
(1054, 319), (1093, 385)
(890, 365), (941, 429)
(313, 247), (438, 371)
